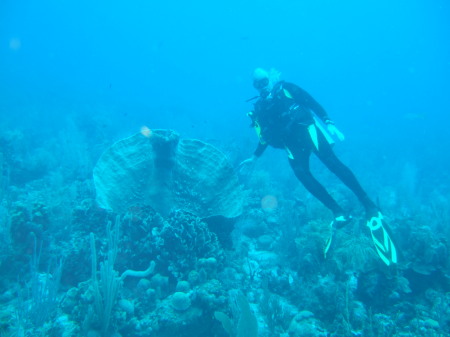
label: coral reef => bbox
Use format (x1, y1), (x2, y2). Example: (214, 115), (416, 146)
(1, 127), (449, 337)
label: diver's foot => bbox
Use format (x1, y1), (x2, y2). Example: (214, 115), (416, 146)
(365, 206), (381, 220)
(333, 214), (353, 229)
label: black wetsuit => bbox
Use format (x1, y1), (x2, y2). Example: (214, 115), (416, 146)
(249, 81), (377, 217)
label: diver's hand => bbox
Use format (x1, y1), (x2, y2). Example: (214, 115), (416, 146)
(327, 122), (345, 141)
(238, 155), (257, 175)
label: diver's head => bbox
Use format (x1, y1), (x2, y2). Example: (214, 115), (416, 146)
(252, 67), (280, 97)
(253, 68), (270, 94)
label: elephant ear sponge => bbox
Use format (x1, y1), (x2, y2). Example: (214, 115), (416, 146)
(93, 129), (244, 218)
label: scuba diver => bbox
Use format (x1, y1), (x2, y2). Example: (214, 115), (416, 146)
(239, 68), (397, 266)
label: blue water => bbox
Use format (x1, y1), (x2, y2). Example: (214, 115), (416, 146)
(1, 0), (450, 336)
(2, 0), (449, 141)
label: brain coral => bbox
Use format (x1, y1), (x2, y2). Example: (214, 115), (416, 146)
(171, 291), (192, 311)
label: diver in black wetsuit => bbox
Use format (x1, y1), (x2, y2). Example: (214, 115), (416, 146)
(240, 68), (398, 266)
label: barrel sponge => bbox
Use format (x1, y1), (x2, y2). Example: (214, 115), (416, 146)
(93, 129), (244, 218)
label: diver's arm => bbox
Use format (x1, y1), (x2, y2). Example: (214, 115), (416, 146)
(238, 143), (267, 174)
(239, 142), (267, 168)
(285, 82), (345, 141)
(254, 142), (268, 158)
(285, 82), (331, 122)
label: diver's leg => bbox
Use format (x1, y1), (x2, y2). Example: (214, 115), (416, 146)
(315, 134), (378, 217)
(288, 150), (344, 216)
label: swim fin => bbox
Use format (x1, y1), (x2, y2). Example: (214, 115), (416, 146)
(324, 219), (334, 259)
(313, 114), (336, 145)
(324, 215), (352, 258)
(366, 212), (398, 266)
(308, 124), (319, 151)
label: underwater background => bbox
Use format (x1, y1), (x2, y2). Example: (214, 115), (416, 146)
(1, 0), (450, 336)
